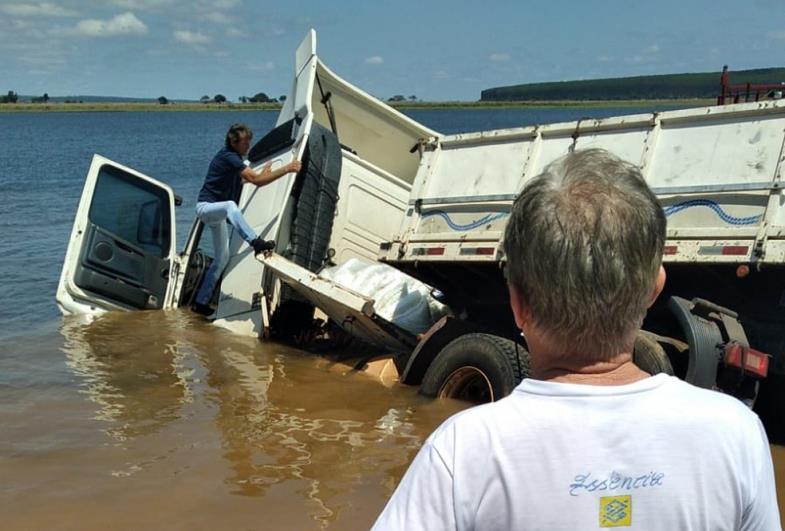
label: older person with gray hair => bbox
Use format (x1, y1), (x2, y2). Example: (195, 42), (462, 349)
(373, 149), (780, 530)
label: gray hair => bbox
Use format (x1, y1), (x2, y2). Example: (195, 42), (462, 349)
(503, 148), (666, 359)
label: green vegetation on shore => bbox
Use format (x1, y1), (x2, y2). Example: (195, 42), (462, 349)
(0, 101), (284, 112)
(482, 67), (785, 102)
(0, 98), (716, 113)
(5, 65), (780, 113)
(387, 98), (714, 109)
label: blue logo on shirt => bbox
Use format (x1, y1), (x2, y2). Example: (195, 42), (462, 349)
(569, 471), (665, 497)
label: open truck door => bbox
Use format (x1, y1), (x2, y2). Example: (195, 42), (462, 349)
(57, 154), (179, 315)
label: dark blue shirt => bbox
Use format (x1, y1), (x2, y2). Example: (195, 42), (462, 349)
(197, 146), (246, 203)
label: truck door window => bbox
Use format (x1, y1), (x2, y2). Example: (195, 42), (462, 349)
(89, 165), (171, 257)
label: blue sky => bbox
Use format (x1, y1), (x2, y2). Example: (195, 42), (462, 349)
(1, 0), (784, 101)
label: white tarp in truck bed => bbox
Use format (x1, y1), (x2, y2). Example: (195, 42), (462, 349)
(320, 258), (451, 335)
(259, 253), (415, 351)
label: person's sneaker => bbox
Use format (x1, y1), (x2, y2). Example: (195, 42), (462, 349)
(191, 302), (214, 316)
(251, 238), (276, 255)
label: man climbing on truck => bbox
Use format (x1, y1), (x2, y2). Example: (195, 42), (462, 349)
(192, 123), (301, 316)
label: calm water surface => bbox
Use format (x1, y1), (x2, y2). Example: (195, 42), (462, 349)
(2, 311), (466, 529)
(1, 107), (781, 528)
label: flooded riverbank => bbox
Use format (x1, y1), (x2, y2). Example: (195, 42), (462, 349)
(0, 310), (467, 529)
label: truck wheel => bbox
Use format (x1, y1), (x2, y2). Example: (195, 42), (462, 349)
(288, 122), (342, 273)
(419, 333), (530, 404)
(633, 332), (674, 376)
(277, 122), (342, 337)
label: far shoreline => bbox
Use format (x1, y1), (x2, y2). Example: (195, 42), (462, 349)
(0, 98), (716, 113)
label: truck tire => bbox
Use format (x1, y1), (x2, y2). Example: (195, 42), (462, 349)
(286, 122), (341, 273)
(633, 332), (674, 376)
(419, 333), (530, 403)
(275, 123), (342, 338)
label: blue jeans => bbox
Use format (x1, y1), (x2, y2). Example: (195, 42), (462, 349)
(194, 201), (257, 306)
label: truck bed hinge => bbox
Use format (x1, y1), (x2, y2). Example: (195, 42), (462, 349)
(569, 119), (584, 152)
(752, 221), (769, 265)
(409, 137), (437, 156)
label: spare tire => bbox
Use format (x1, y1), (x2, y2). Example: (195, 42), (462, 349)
(275, 123), (342, 338)
(286, 122), (342, 273)
(420, 333), (530, 404)
(633, 331), (674, 376)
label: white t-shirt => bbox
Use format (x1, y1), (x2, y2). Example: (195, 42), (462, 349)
(373, 374), (780, 531)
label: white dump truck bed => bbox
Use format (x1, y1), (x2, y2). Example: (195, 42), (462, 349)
(380, 100), (785, 267)
(259, 85), (785, 440)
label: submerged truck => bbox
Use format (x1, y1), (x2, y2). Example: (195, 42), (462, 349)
(264, 98), (785, 433)
(57, 31), (784, 442)
(57, 30), (435, 337)
(259, 35), (785, 442)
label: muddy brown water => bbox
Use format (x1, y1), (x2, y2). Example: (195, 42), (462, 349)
(1, 310), (782, 529)
(1, 310), (467, 529)
(774, 445), (785, 524)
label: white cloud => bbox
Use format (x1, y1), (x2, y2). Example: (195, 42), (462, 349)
(0, 2), (78, 17)
(111, 0), (175, 10)
(58, 12), (148, 37)
(768, 30), (785, 39)
(8, 39), (74, 69)
(364, 56), (384, 65)
(202, 12), (232, 24)
(644, 44), (660, 53)
(433, 70), (449, 80)
(10, 19), (36, 29)
(248, 61), (275, 71)
(0, 16), (74, 70)
(226, 27), (246, 37)
(489, 53), (510, 62)
(18, 49), (69, 67)
(174, 30), (212, 44)
(596, 55), (613, 63)
(212, 0), (241, 8)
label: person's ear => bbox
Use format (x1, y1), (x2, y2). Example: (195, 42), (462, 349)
(647, 265), (666, 308)
(508, 284), (532, 330)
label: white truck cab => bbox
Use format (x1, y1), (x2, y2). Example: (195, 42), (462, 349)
(56, 30), (436, 340)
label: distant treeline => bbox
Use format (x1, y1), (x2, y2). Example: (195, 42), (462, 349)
(4, 92), (286, 105)
(481, 68), (785, 101)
